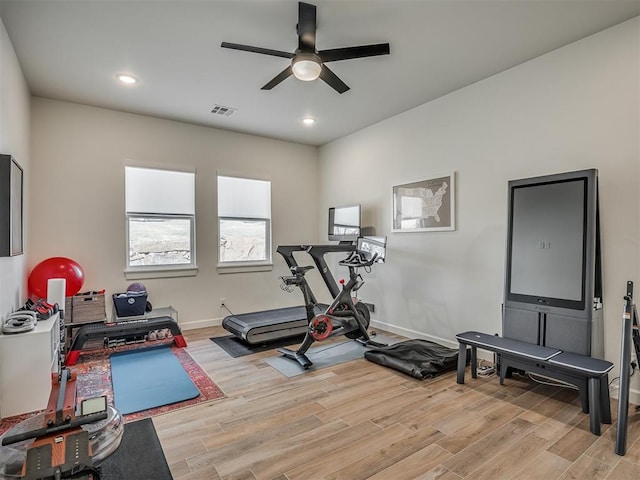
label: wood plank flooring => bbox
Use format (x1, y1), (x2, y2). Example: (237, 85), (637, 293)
(153, 327), (640, 479)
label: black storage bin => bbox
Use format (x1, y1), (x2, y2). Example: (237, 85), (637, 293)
(112, 292), (148, 317)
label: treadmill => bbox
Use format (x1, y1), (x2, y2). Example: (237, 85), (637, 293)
(222, 244), (354, 345)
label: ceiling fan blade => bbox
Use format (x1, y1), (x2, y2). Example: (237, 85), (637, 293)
(261, 66), (294, 90)
(297, 2), (317, 51)
(319, 43), (390, 63)
(319, 65), (349, 94)
(221, 42), (294, 59)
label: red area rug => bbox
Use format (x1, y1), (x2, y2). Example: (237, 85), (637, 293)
(0, 341), (224, 434)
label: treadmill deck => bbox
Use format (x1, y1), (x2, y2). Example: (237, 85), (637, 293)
(222, 305), (322, 344)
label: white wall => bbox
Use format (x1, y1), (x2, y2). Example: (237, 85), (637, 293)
(319, 19), (639, 394)
(29, 98), (319, 327)
(0, 18), (30, 319)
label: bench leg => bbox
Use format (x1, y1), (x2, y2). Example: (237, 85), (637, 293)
(600, 374), (612, 425)
(457, 343), (467, 384)
(588, 377), (601, 436)
(470, 346), (477, 379)
(499, 359), (509, 385)
(578, 381), (589, 414)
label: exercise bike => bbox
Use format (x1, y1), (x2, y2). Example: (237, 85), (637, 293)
(278, 236), (387, 369)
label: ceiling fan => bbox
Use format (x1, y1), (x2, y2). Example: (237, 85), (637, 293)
(221, 1), (390, 94)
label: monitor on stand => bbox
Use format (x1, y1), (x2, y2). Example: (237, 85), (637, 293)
(328, 204), (361, 244)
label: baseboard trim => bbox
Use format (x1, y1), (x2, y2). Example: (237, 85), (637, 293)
(369, 320), (494, 363)
(181, 317), (222, 331)
(369, 319), (459, 349)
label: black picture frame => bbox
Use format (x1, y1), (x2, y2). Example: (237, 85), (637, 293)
(0, 154), (24, 256)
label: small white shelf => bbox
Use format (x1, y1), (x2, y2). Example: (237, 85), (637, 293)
(0, 313), (60, 418)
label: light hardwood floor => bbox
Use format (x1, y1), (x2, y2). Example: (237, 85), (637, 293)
(153, 327), (640, 480)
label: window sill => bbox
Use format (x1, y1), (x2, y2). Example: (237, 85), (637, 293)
(217, 263), (273, 274)
(124, 266), (199, 280)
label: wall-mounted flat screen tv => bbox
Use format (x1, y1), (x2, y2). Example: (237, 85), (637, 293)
(0, 154), (23, 257)
(328, 204), (361, 242)
(505, 169), (599, 312)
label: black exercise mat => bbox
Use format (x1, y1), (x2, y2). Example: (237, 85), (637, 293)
(211, 334), (305, 358)
(364, 339), (462, 380)
(100, 418), (172, 480)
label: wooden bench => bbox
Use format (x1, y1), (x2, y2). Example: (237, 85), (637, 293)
(456, 331), (613, 435)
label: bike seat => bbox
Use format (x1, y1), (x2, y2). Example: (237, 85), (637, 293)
(291, 265), (314, 275)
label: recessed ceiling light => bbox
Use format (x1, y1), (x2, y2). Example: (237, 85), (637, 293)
(116, 73), (138, 84)
(302, 117), (315, 126)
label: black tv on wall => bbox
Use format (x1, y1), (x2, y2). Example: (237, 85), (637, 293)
(0, 154), (23, 257)
(506, 172), (598, 311)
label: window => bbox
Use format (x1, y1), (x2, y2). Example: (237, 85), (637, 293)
(125, 166), (196, 273)
(217, 175), (271, 268)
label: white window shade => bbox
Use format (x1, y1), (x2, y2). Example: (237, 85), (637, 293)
(126, 166), (195, 215)
(218, 176), (271, 218)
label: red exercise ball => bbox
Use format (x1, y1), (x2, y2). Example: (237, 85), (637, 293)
(28, 257), (85, 298)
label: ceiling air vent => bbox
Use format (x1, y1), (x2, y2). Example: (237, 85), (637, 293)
(211, 104), (236, 117)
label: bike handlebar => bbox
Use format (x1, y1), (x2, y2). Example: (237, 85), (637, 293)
(338, 251), (379, 268)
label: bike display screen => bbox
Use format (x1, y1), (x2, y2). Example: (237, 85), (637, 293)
(357, 236), (387, 263)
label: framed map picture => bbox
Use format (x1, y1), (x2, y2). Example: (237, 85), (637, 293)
(392, 172), (455, 232)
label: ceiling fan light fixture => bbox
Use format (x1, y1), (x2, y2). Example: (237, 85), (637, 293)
(292, 54), (322, 81)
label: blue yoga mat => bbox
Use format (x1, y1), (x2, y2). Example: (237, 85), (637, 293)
(110, 345), (200, 415)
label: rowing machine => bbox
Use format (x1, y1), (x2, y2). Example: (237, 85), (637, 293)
(1, 368), (109, 480)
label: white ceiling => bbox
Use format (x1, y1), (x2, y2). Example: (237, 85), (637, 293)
(1, 1), (638, 146)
